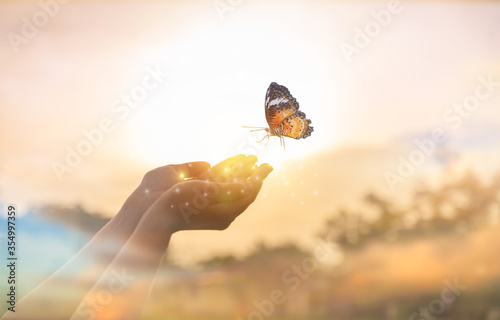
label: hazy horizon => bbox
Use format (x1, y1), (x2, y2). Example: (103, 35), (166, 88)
(1, 0), (500, 265)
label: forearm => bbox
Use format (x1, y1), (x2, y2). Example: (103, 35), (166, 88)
(71, 204), (173, 320)
(1, 188), (150, 320)
(0, 156), (268, 320)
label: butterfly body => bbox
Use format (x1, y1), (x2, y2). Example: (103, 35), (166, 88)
(244, 82), (313, 149)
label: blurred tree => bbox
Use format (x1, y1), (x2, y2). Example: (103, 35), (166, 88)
(198, 254), (238, 268)
(319, 169), (500, 250)
(37, 203), (109, 235)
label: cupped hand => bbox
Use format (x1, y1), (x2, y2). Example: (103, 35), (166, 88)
(139, 154), (258, 205)
(139, 161), (211, 206)
(152, 156), (273, 232)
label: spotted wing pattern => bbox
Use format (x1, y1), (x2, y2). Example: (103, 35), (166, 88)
(264, 82), (313, 140)
(277, 111), (313, 140)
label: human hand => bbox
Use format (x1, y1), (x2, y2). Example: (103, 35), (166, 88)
(108, 160), (211, 241)
(149, 155), (273, 232)
(116, 155), (261, 240)
(139, 154), (258, 205)
(139, 161), (211, 206)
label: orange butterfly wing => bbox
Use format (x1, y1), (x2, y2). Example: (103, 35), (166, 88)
(277, 112), (313, 140)
(265, 83), (298, 127)
(264, 82), (313, 140)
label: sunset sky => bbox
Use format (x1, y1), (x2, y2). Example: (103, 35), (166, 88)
(1, 0), (500, 264)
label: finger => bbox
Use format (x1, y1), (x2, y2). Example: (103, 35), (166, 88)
(170, 161), (211, 180)
(209, 154), (247, 176)
(240, 154), (258, 167)
(248, 163), (273, 185)
(170, 166), (271, 209)
(231, 162), (258, 180)
(229, 154), (258, 177)
(196, 154), (247, 181)
(243, 163), (273, 200)
(210, 164), (272, 203)
(170, 179), (247, 202)
(214, 155), (259, 182)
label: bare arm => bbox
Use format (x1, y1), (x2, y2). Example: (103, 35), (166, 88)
(1, 155), (271, 320)
(71, 157), (272, 320)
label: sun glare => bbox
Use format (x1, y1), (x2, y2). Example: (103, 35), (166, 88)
(120, 9), (342, 168)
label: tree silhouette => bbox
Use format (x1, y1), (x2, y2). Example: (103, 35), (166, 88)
(319, 169), (499, 250)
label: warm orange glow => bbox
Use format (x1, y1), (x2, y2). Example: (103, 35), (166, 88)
(1, 1), (500, 318)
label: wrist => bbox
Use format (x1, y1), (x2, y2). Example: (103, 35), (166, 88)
(123, 185), (151, 213)
(131, 202), (175, 252)
(96, 186), (151, 242)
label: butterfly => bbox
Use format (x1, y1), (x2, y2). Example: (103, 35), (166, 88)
(244, 82), (313, 149)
